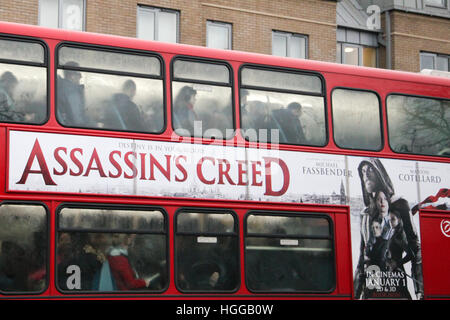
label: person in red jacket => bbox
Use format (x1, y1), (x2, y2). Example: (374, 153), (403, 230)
(107, 234), (152, 291)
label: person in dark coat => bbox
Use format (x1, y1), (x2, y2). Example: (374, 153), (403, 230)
(57, 61), (89, 126)
(271, 102), (306, 144)
(107, 79), (146, 132)
(173, 85), (198, 135)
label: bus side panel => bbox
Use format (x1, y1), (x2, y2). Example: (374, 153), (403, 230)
(419, 211), (450, 299)
(333, 211), (353, 298)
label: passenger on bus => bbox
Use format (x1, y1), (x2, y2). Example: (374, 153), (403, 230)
(107, 234), (154, 291)
(240, 89), (254, 130)
(0, 240), (29, 291)
(173, 85), (198, 135)
(107, 79), (146, 132)
(57, 61), (89, 127)
(0, 71), (24, 122)
(271, 102), (306, 144)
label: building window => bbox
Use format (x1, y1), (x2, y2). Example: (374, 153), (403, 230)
(420, 52), (450, 71)
(424, 0), (447, 8)
(39, 0), (85, 31)
(206, 21), (232, 50)
(137, 6), (179, 43)
(336, 28), (378, 68)
(272, 31), (307, 59)
(337, 44), (377, 67)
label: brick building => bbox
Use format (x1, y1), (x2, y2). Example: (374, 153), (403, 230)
(0, 0), (449, 72)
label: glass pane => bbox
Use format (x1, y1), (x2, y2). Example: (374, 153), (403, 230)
(60, 0), (84, 31)
(245, 237), (334, 292)
(39, 0), (59, 29)
(0, 204), (47, 292)
(272, 33), (287, 57)
(362, 47), (376, 67)
(157, 11), (178, 43)
(0, 63), (47, 124)
(59, 208), (165, 232)
(59, 47), (161, 76)
(240, 89), (326, 146)
(246, 215), (330, 237)
(420, 54), (434, 70)
(56, 232), (167, 291)
(207, 23), (230, 50)
(56, 70), (164, 132)
(289, 36), (306, 59)
(241, 68), (322, 94)
(343, 45), (359, 65)
(137, 7), (155, 41)
(387, 95), (450, 156)
(177, 212), (235, 234)
(425, 0), (445, 6)
(436, 56), (449, 72)
(332, 89), (382, 150)
(172, 82), (233, 138)
(173, 60), (229, 84)
(0, 39), (45, 64)
(176, 235), (238, 291)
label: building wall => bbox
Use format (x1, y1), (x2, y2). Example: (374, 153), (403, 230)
(390, 11), (450, 72)
(0, 0), (38, 25)
(0, 0), (338, 63)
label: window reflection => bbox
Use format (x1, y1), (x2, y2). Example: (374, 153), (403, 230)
(387, 95), (450, 156)
(245, 214), (335, 293)
(0, 204), (47, 293)
(175, 211), (239, 292)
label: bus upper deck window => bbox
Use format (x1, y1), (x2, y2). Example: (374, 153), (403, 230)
(56, 46), (164, 133)
(245, 213), (335, 293)
(175, 210), (239, 292)
(332, 88), (382, 151)
(387, 95), (450, 157)
(0, 203), (48, 294)
(56, 206), (168, 293)
(239, 66), (326, 146)
(171, 59), (234, 139)
(0, 39), (47, 124)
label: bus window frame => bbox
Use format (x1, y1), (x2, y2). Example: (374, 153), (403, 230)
(173, 207), (241, 294)
(0, 200), (50, 296)
(55, 202), (169, 295)
(385, 92), (450, 158)
(0, 34), (50, 126)
(170, 55), (236, 140)
(330, 86), (384, 152)
(238, 63), (328, 148)
(55, 42), (166, 135)
(243, 210), (337, 294)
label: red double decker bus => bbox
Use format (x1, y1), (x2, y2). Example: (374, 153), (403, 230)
(0, 22), (448, 300)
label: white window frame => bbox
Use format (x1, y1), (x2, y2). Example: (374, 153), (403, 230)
(206, 20), (232, 50)
(424, 0), (447, 8)
(420, 52), (450, 71)
(272, 31), (308, 59)
(137, 5), (179, 43)
(38, 0), (86, 31)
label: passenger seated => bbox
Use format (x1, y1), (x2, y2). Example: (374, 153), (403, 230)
(271, 102), (306, 144)
(105, 79), (146, 132)
(0, 71), (24, 122)
(173, 86), (198, 135)
(107, 234), (155, 291)
(57, 62), (88, 126)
